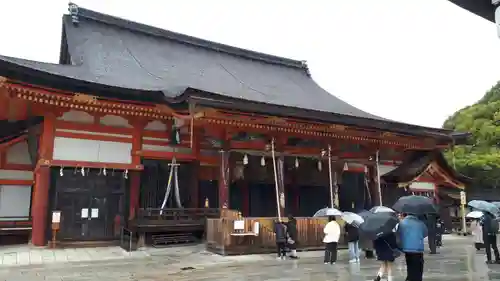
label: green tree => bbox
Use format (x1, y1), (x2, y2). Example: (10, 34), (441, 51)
(444, 81), (500, 188)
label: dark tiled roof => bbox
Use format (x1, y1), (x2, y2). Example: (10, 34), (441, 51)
(382, 150), (470, 185)
(382, 151), (433, 184)
(59, 6), (388, 120)
(448, 0), (495, 22)
(0, 4), (463, 137)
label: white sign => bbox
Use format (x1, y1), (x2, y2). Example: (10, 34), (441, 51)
(52, 211), (61, 223)
(81, 208), (89, 219)
(253, 222), (260, 235)
(91, 208), (99, 218)
(233, 220), (245, 231)
(460, 191), (466, 205)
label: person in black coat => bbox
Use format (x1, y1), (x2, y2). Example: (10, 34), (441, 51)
(480, 212), (500, 264)
(274, 220), (287, 259)
(425, 214), (437, 254)
(286, 214), (299, 259)
(344, 223), (360, 262)
(435, 216), (444, 247)
(373, 232), (399, 281)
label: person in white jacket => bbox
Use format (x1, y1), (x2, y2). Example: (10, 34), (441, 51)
(471, 219), (484, 250)
(323, 216), (341, 264)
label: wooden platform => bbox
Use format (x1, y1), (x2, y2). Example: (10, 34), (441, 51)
(205, 216), (345, 256)
(127, 208), (227, 248)
(130, 208), (221, 232)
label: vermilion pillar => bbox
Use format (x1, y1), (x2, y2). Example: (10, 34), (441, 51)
(129, 123), (143, 219)
(31, 113), (55, 246)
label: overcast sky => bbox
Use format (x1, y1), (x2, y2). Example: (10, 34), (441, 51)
(0, 0), (499, 128)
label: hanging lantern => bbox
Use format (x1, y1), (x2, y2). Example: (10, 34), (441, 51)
(260, 156), (266, 166)
(243, 154), (249, 165)
(317, 160), (322, 171)
(124, 169), (128, 179)
(103, 167), (107, 176)
(295, 157), (299, 168)
(343, 162), (349, 171)
(59, 167), (64, 177)
(364, 166), (368, 173)
(80, 166), (85, 176)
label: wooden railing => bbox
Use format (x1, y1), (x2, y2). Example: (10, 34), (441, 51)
(206, 216), (332, 255)
(136, 208), (220, 222)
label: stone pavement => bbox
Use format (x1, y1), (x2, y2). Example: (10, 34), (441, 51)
(0, 244), (149, 266)
(0, 235), (494, 280)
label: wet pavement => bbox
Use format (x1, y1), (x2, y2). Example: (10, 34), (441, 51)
(0, 236), (498, 280)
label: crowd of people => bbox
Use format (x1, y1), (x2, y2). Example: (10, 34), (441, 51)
(471, 211), (500, 263)
(271, 198), (500, 281)
(273, 212), (445, 281)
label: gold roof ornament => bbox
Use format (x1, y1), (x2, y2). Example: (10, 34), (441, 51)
(72, 93), (97, 104)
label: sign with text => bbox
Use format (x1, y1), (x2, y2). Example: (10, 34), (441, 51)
(460, 191), (466, 205)
(52, 211), (61, 223)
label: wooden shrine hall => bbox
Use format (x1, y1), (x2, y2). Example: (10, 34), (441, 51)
(0, 4), (468, 248)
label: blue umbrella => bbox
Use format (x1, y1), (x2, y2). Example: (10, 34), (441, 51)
(468, 200), (500, 216)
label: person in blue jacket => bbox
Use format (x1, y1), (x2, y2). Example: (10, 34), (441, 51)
(397, 213), (428, 281)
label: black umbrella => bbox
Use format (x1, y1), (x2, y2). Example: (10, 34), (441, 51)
(359, 212), (399, 240)
(392, 195), (437, 215)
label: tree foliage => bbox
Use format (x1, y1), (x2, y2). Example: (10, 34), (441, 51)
(443, 81), (500, 188)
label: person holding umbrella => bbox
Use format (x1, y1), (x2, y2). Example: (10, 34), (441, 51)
(398, 213), (428, 281)
(341, 211), (364, 263)
(480, 211), (500, 264)
(467, 210), (485, 250)
(468, 200), (500, 263)
(393, 195), (434, 281)
(373, 231), (399, 281)
(323, 216), (341, 265)
(358, 212), (400, 281)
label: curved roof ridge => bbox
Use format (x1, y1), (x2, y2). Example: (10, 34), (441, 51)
(68, 3), (311, 73)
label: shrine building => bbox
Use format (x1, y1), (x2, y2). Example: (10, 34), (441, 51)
(0, 4), (467, 247)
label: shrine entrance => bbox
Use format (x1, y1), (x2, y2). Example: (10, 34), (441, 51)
(139, 159), (194, 209)
(49, 168), (126, 241)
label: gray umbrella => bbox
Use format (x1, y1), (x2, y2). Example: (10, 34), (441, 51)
(468, 200), (500, 216)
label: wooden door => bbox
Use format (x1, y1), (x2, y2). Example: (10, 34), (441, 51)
(57, 191), (91, 240)
(54, 168), (124, 241)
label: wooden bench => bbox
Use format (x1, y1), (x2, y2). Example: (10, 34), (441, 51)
(151, 233), (197, 247)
